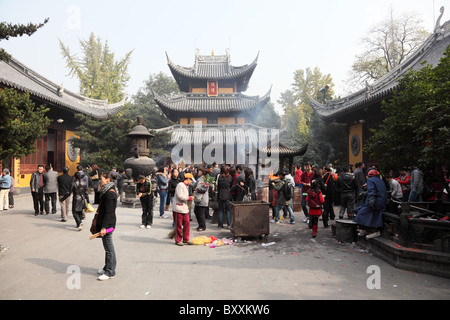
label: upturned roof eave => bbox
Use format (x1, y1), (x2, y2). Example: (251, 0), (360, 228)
(309, 15), (450, 122)
(0, 56), (126, 120)
(153, 87), (271, 121)
(166, 51), (259, 91)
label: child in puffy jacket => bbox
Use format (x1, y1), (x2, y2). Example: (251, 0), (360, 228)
(306, 179), (325, 238)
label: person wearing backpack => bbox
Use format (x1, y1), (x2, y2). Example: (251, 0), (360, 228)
(306, 179), (325, 238)
(282, 168), (295, 218)
(271, 170), (295, 224)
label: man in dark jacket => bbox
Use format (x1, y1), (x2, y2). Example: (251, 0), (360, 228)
(137, 175), (153, 228)
(231, 170), (248, 201)
(168, 169), (180, 203)
(57, 166), (73, 222)
(30, 165), (45, 216)
(322, 165), (335, 227)
(336, 165), (357, 219)
(353, 162), (367, 206)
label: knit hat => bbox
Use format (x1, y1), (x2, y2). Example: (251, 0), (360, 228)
(184, 173), (194, 179)
(368, 169), (379, 177)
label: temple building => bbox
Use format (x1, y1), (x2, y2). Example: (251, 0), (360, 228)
(154, 50), (306, 175)
(0, 56), (126, 193)
(155, 50), (268, 126)
(309, 12), (450, 167)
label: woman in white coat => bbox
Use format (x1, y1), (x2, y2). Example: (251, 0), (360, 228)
(173, 173), (194, 246)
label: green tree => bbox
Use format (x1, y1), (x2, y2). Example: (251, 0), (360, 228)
(250, 102), (281, 129)
(0, 89), (51, 162)
(148, 129), (172, 165)
(278, 89), (308, 143)
(0, 18), (48, 62)
(308, 117), (348, 166)
(72, 113), (134, 170)
(123, 72), (177, 129)
(347, 10), (429, 91)
(290, 67), (335, 139)
(365, 45), (450, 171)
(279, 67), (347, 165)
(59, 33), (134, 169)
(122, 72), (182, 163)
(59, 32), (133, 103)
(0, 18), (50, 163)
(292, 67), (334, 105)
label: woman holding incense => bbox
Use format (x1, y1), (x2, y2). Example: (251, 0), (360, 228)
(96, 171), (118, 281)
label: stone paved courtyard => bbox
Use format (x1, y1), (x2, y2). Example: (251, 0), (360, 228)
(1, 193), (449, 301)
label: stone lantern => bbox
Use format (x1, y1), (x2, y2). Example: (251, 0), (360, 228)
(122, 116), (156, 207)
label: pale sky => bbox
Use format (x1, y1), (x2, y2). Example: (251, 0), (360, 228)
(1, 0), (448, 115)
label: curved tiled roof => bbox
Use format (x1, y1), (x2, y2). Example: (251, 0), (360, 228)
(259, 142), (308, 157)
(0, 57), (126, 120)
(155, 123), (307, 156)
(127, 117), (154, 137)
(166, 51), (258, 92)
(153, 88), (271, 122)
(309, 15), (450, 123)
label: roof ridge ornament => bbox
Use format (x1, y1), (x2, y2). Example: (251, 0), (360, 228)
(434, 7), (450, 41)
(435, 6), (445, 33)
(226, 48), (231, 74)
(57, 83), (64, 97)
(194, 49), (200, 75)
(365, 80), (373, 99)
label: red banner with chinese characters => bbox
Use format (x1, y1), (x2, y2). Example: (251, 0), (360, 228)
(207, 80), (218, 97)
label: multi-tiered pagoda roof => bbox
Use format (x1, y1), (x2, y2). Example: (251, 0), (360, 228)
(166, 50), (258, 92)
(154, 50), (307, 169)
(153, 91), (271, 122)
(154, 50), (270, 123)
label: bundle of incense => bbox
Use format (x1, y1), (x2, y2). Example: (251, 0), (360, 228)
(89, 227), (114, 240)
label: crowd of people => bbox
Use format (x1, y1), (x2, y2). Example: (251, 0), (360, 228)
(151, 163), (257, 244)
(25, 164), (120, 281)
(151, 161), (450, 241)
(11, 162), (259, 248)
(1, 162), (449, 235)
(27, 164), (124, 224)
(1, 161), (449, 280)
(288, 162), (450, 238)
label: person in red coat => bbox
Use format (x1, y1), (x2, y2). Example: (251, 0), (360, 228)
(306, 180), (325, 238)
(395, 168), (411, 202)
(300, 163), (315, 224)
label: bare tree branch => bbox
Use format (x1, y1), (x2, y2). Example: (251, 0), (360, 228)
(345, 9), (429, 92)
